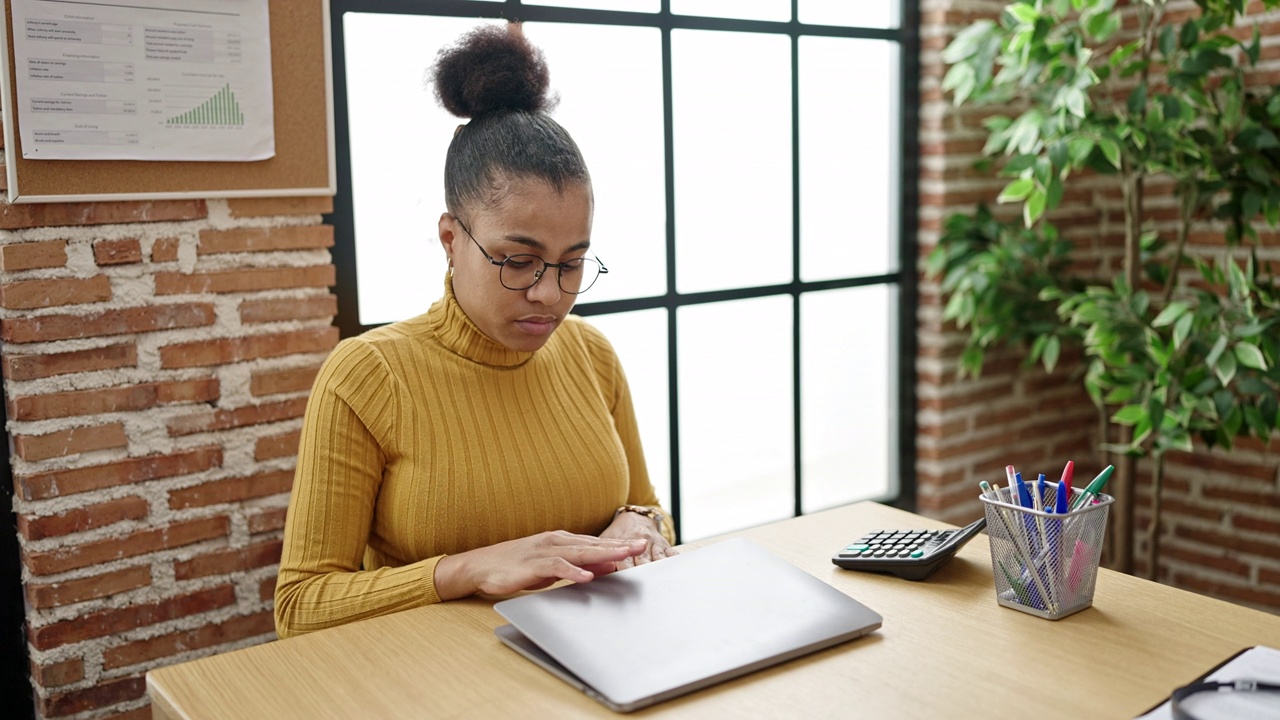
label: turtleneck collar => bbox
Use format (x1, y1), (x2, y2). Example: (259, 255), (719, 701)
(427, 273), (537, 367)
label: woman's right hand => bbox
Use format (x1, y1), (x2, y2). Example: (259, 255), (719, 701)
(433, 531), (649, 601)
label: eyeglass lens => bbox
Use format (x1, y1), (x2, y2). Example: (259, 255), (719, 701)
(501, 255), (602, 294)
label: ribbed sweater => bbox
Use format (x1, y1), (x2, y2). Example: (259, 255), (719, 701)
(274, 277), (672, 638)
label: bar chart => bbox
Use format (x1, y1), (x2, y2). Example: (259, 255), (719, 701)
(165, 83), (245, 127)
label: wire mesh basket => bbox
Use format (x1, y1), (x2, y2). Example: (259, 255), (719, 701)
(979, 483), (1113, 620)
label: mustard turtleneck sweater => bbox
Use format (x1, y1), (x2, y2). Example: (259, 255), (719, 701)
(275, 278), (672, 638)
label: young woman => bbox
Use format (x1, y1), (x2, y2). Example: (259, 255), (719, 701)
(275, 23), (674, 639)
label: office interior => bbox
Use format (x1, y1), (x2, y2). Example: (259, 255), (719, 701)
(0, 1), (1278, 718)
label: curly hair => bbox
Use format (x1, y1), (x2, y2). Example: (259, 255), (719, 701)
(429, 24), (590, 213)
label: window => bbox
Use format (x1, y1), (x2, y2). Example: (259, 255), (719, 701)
(328, 0), (918, 542)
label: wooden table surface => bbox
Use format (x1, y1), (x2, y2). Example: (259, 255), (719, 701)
(147, 501), (1280, 719)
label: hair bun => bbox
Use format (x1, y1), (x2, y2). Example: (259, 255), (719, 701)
(431, 24), (553, 119)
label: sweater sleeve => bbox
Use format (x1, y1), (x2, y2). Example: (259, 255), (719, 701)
(580, 322), (676, 546)
(274, 339), (444, 639)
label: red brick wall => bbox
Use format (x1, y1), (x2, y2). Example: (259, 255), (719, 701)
(918, 0), (1280, 614)
(1, 194), (335, 718)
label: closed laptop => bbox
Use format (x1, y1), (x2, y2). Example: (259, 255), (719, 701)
(494, 536), (883, 712)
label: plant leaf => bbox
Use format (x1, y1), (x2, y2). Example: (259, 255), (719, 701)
(998, 178), (1035, 203)
(1099, 137), (1121, 168)
(1008, 3), (1038, 24)
(1158, 25), (1176, 57)
(1024, 187), (1047, 226)
(1112, 405), (1147, 426)
(941, 20), (996, 63)
(1068, 136), (1094, 164)
(942, 64), (978, 106)
(1066, 87), (1087, 118)
(1216, 350), (1238, 386)
(1152, 301), (1190, 327)
(1205, 334), (1229, 369)
(1044, 335), (1061, 373)
(1127, 82), (1148, 115)
(1234, 342), (1268, 370)
(1173, 312), (1193, 349)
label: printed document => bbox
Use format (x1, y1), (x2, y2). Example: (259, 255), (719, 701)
(1137, 645), (1280, 719)
(10, 0), (274, 161)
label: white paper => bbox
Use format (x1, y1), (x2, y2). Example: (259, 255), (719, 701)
(1136, 645), (1280, 719)
(10, 0), (274, 161)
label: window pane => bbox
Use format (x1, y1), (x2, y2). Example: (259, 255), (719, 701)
(800, 286), (896, 514)
(673, 30), (791, 294)
(799, 37), (898, 282)
(524, 0), (659, 11)
(799, 1), (899, 28)
(678, 297), (793, 541)
(672, 0), (789, 22)
(344, 14), (494, 325)
(523, 23), (666, 304)
(345, 17), (663, 326)
(582, 310), (671, 512)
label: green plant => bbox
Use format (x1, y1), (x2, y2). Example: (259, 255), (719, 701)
(933, 0), (1280, 577)
(926, 207), (1082, 376)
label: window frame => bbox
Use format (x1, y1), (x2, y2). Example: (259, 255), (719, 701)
(326, 0), (920, 539)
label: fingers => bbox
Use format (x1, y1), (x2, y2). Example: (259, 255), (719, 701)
(558, 539), (647, 565)
(617, 540), (677, 569)
(581, 561), (619, 577)
(536, 540), (646, 586)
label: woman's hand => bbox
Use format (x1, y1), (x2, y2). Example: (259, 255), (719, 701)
(599, 510), (676, 569)
(433, 531), (649, 601)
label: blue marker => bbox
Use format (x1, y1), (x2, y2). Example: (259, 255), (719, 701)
(1015, 472), (1033, 509)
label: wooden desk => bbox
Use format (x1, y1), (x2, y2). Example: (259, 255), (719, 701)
(147, 502), (1280, 718)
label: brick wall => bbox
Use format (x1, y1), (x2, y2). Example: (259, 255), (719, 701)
(918, 0), (1280, 614)
(1, 194), (336, 718)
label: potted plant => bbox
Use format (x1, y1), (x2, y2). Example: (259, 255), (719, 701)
(930, 0), (1280, 577)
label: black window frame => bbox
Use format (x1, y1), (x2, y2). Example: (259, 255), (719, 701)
(326, 0), (920, 540)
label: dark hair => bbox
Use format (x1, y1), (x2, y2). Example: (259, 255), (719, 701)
(430, 24), (590, 213)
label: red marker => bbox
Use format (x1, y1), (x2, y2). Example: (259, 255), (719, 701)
(1059, 461), (1074, 500)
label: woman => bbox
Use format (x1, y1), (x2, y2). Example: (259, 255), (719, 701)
(275, 23), (674, 639)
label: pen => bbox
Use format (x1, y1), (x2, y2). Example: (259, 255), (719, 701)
(988, 473), (1053, 609)
(1055, 478), (1069, 514)
(1030, 473), (1053, 580)
(978, 480), (999, 502)
(1059, 460), (1074, 500)
(997, 559), (1031, 606)
(1070, 465), (1115, 511)
(1012, 471), (1051, 604)
(1015, 472), (1033, 509)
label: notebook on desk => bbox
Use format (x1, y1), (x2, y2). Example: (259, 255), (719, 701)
(493, 536), (883, 712)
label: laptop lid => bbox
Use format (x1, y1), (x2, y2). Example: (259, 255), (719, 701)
(493, 537), (883, 712)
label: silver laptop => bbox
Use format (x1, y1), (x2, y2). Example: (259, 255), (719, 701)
(493, 536), (883, 712)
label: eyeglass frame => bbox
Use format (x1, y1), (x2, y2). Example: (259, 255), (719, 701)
(452, 216), (608, 295)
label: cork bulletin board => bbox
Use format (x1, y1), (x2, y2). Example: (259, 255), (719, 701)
(0, 0), (335, 203)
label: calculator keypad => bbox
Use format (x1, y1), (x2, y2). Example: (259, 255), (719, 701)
(833, 517), (987, 581)
(841, 530), (943, 560)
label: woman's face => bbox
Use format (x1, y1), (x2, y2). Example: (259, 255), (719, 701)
(439, 177), (594, 353)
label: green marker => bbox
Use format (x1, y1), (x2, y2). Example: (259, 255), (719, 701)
(997, 559), (1031, 605)
(1069, 465), (1114, 511)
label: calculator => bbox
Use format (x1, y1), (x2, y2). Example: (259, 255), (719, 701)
(831, 517), (987, 581)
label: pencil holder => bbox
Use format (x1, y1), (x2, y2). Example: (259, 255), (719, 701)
(979, 484), (1113, 621)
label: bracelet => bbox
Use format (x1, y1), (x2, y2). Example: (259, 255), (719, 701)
(614, 504), (664, 528)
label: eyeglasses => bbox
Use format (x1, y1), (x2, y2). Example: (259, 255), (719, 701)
(454, 217), (607, 295)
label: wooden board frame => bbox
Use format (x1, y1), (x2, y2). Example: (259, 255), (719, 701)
(0, 0), (334, 203)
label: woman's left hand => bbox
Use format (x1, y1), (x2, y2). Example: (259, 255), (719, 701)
(599, 510), (676, 569)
